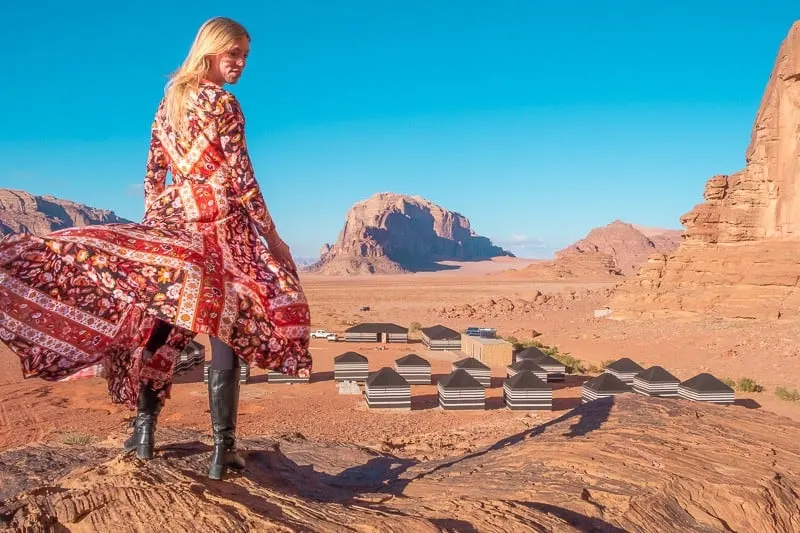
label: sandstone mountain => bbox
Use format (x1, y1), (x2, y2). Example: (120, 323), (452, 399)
(307, 192), (513, 274)
(612, 21), (800, 319)
(497, 220), (682, 280)
(556, 220), (682, 276)
(0, 188), (129, 236)
(2, 395), (799, 531)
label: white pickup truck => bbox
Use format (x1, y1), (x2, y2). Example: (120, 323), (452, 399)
(311, 329), (338, 341)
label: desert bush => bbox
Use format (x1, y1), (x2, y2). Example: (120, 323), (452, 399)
(508, 339), (588, 374)
(541, 345), (585, 375)
(61, 433), (93, 446)
(409, 321), (422, 332)
(585, 364), (602, 374)
(775, 387), (800, 402)
(600, 359), (615, 369)
(735, 377), (764, 393)
(722, 377), (736, 388)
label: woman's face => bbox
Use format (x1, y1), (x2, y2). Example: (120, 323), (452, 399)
(208, 37), (250, 86)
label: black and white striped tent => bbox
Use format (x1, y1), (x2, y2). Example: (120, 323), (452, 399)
(516, 349), (565, 382)
(175, 340), (205, 374)
(420, 325), (461, 351)
(266, 371), (310, 384)
(334, 351), (369, 382)
(633, 366), (680, 397)
(394, 353), (432, 384)
(438, 369), (486, 410)
(503, 370), (552, 410)
(365, 367), (411, 410)
(582, 373), (631, 404)
(344, 323), (409, 343)
(452, 357), (491, 387)
(506, 359), (548, 382)
(514, 346), (548, 362)
(604, 357), (644, 385)
(678, 373), (735, 405)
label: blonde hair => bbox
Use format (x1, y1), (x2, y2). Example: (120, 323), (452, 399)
(164, 17), (250, 137)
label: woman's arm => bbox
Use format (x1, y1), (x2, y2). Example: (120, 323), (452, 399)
(218, 96), (277, 239)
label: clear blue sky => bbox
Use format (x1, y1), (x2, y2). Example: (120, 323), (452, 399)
(1, 1), (797, 258)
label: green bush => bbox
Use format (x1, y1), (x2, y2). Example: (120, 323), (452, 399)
(735, 377), (764, 393)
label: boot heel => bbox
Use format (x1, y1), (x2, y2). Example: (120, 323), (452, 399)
(137, 443), (154, 460)
(208, 463), (225, 480)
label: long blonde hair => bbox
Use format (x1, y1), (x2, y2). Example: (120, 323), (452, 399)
(164, 17), (250, 137)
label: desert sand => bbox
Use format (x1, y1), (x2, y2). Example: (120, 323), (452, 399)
(2, 258), (800, 531)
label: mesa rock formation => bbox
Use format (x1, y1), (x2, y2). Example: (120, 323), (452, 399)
(612, 21), (800, 319)
(0, 189), (129, 236)
(2, 395), (799, 532)
(307, 192), (512, 274)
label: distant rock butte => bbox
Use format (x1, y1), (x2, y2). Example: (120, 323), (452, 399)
(0, 189), (129, 236)
(307, 192), (513, 274)
(501, 220), (682, 280)
(612, 21), (800, 319)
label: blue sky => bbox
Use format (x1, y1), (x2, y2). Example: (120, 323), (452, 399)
(1, 1), (797, 258)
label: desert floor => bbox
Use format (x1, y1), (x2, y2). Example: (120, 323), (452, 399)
(1, 257), (799, 456)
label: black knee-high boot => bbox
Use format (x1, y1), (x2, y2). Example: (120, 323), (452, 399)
(123, 383), (161, 459)
(207, 367), (246, 479)
(123, 322), (172, 459)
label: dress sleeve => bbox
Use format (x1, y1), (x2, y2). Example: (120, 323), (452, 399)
(218, 96), (276, 237)
(143, 122), (169, 212)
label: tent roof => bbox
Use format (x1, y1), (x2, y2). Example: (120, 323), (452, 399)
(420, 324), (461, 340)
(395, 353), (431, 367)
(345, 323), (409, 334)
(584, 373), (631, 393)
(680, 373), (734, 393)
(334, 351), (368, 363)
(438, 369), (483, 389)
(509, 359), (546, 372)
(605, 357), (644, 373)
(453, 357), (490, 370)
(504, 370), (549, 390)
(635, 365), (679, 383)
(366, 367), (409, 387)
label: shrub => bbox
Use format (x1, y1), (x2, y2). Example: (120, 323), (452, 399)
(735, 377), (764, 393)
(775, 387), (800, 402)
(61, 433), (93, 446)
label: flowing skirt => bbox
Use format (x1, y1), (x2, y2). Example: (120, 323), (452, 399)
(0, 201), (311, 409)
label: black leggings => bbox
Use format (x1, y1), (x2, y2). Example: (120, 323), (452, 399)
(145, 321), (240, 370)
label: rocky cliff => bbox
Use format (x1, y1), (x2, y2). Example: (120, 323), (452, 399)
(2, 395), (799, 532)
(557, 220), (682, 276)
(0, 189), (129, 236)
(307, 192), (513, 274)
(612, 21), (800, 318)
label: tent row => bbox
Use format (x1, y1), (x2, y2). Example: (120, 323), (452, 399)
(582, 357), (735, 405)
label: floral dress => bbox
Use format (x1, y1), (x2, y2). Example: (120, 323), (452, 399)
(0, 80), (312, 408)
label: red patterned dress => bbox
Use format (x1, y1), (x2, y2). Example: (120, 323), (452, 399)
(0, 81), (312, 408)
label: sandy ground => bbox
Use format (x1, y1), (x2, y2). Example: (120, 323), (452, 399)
(1, 257), (799, 455)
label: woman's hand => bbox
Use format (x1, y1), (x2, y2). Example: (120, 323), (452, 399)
(265, 232), (298, 278)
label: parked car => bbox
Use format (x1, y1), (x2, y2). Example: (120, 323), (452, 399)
(311, 329), (332, 339)
(326, 333), (338, 341)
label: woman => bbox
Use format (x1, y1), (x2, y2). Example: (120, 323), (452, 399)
(0, 17), (312, 480)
